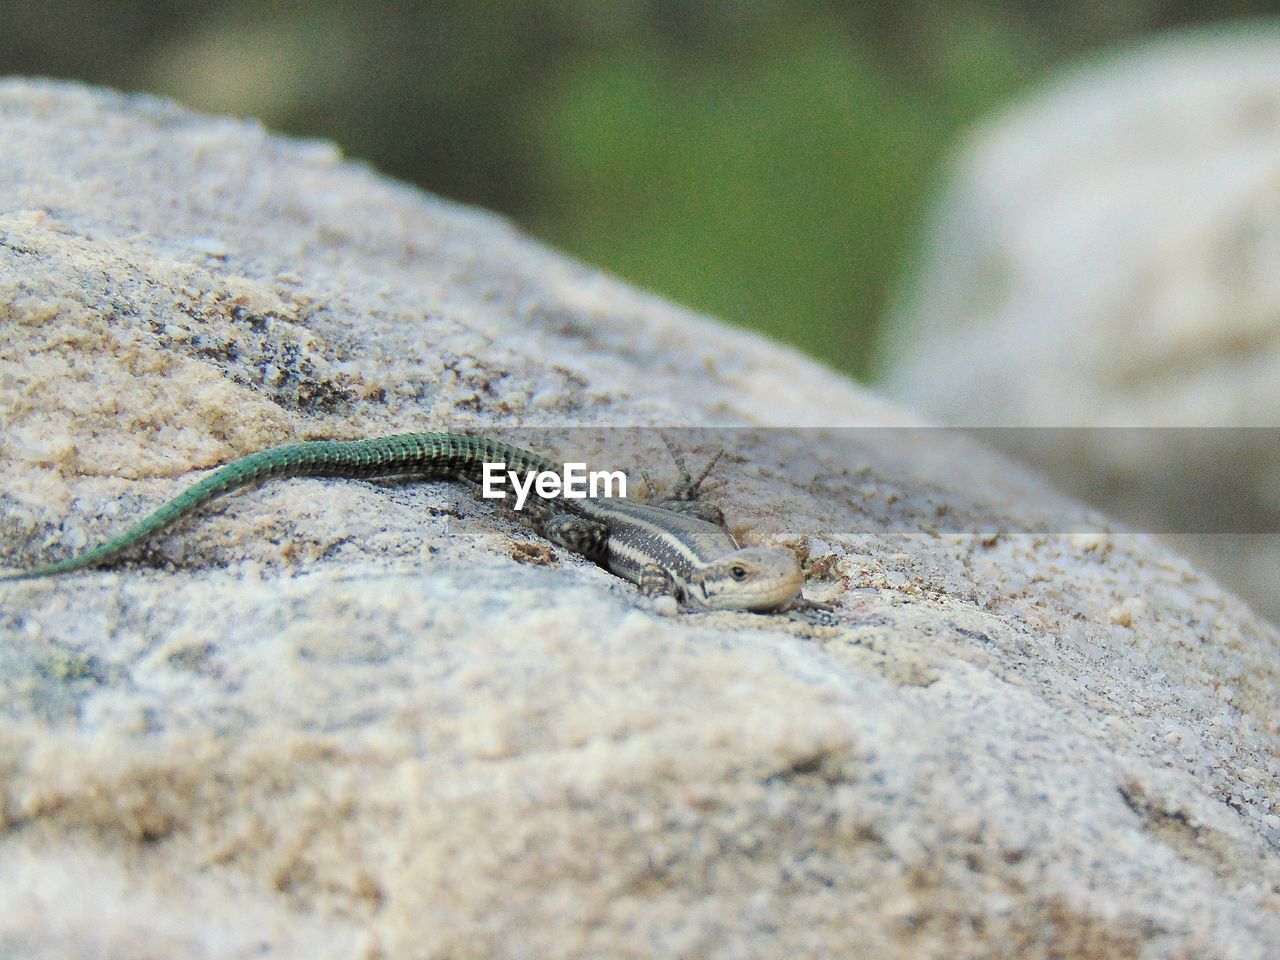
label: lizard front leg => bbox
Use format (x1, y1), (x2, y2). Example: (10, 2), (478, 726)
(637, 562), (682, 603)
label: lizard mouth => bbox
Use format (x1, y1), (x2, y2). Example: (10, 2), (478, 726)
(745, 567), (806, 611)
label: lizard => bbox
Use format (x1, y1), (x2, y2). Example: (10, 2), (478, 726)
(0, 432), (805, 612)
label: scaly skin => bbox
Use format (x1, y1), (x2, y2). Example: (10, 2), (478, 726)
(1, 432), (804, 611)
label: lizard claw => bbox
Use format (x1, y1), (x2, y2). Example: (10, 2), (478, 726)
(657, 432), (725, 502)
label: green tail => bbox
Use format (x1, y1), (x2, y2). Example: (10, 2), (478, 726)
(1, 450), (287, 581)
(1, 432), (555, 582)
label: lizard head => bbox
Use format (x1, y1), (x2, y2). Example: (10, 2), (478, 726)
(695, 546), (805, 612)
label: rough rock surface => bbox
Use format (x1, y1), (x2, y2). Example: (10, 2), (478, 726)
(1, 81), (1278, 959)
(878, 26), (1280, 624)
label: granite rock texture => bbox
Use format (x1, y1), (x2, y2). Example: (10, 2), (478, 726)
(878, 26), (1280, 624)
(0, 81), (1277, 959)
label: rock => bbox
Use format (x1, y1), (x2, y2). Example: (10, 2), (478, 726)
(1, 80), (1277, 959)
(878, 26), (1280, 624)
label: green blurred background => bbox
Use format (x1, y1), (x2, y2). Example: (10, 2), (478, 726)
(3, 1), (1276, 377)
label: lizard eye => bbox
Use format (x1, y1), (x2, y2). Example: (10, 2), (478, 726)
(729, 564), (748, 581)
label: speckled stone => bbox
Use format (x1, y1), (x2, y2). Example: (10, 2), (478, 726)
(1, 80), (1277, 960)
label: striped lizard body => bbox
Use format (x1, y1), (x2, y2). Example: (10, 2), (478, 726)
(1, 432), (804, 611)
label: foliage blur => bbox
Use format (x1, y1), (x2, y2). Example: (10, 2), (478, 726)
(3, 1), (1278, 376)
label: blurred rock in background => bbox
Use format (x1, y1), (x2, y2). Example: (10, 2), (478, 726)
(880, 25), (1280, 623)
(6, 2), (1280, 379)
